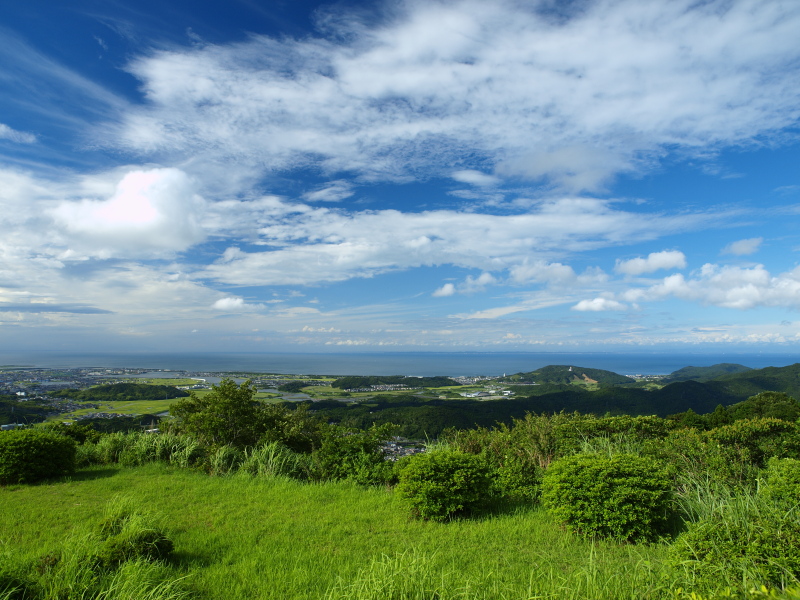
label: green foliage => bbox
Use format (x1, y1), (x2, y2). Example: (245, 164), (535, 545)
(0, 429), (76, 484)
(396, 449), (495, 521)
(669, 490), (800, 589)
(729, 393), (800, 422)
(278, 380), (308, 393)
(311, 423), (396, 485)
(58, 383), (188, 402)
(0, 398), (49, 426)
(541, 452), (673, 542)
(663, 363), (753, 384)
(499, 365), (635, 385)
(41, 422), (103, 445)
(170, 379), (323, 451)
(708, 418), (800, 468)
(3, 498), (182, 600)
(238, 441), (310, 479)
(761, 458), (800, 510)
(92, 499), (174, 569)
(169, 379), (262, 448)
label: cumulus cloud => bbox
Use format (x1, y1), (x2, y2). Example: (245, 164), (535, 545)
(211, 297), (265, 312)
(723, 237), (763, 256)
(621, 264), (800, 310)
(51, 168), (205, 257)
(111, 0), (800, 191)
(433, 283), (455, 297)
(615, 250), (686, 276)
(572, 298), (628, 312)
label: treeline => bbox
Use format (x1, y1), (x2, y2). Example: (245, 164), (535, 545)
(0, 396), (51, 425)
(58, 383), (189, 402)
(331, 375), (459, 389)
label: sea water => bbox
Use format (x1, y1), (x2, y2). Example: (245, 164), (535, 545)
(1, 351), (797, 377)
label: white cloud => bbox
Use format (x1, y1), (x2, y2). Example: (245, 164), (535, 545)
(451, 170), (500, 187)
(0, 123), (36, 144)
(111, 0), (800, 191)
(621, 264), (800, 310)
(433, 283), (455, 297)
(51, 168), (205, 257)
(572, 298), (628, 312)
(615, 250), (686, 276)
(211, 297), (265, 312)
(302, 180), (355, 202)
(203, 197), (720, 286)
(722, 237), (763, 256)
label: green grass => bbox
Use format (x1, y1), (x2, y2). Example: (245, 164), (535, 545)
(2, 463), (677, 600)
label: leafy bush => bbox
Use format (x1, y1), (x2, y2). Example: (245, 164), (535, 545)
(669, 491), (800, 589)
(395, 449), (495, 521)
(311, 423), (396, 485)
(762, 457), (800, 510)
(0, 429), (76, 485)
(709, 418), (800, 468)
(541, 452), (673, 542)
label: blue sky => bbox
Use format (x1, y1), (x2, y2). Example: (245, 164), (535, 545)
(1, 0), (799, 354)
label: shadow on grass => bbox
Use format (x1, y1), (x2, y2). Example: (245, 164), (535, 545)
(63, 467), (121, 482)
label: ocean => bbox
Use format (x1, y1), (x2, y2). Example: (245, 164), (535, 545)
(0, 351), (797, 377)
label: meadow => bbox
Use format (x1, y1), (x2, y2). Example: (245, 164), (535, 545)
(2, 463), (675, 600)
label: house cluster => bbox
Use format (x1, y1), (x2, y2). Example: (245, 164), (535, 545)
(343, 384), (417, 392)
(381, 437), (425, 461)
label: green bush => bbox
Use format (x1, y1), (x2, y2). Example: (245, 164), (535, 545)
(669, 492), (800, 589)
(310, 423), (395, 485)
(0, 429), (76, 484)
(93, 499), (174, 569)
(541, 452), (673, 542)
(762, 457), (800, 510)
(395, 449), (495, 521)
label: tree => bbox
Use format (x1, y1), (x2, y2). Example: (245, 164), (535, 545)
(169, 379), (263, 449)
(169, 379), (324, 452)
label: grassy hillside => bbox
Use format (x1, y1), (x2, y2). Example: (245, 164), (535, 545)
(0, 463), (669, 600)
(500, 365), (635, 385)
(662, 363), (752, 383)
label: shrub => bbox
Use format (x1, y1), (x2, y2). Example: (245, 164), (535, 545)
(669, 491), (800, 589)
(238, 441), (310, 479)
(93, 498), (174, 569)
(311, 423), (396, 485)
(0, 429), (76, 485)
(762, 457), (800, 510)
(395, 449), (495, 521)
(541, 452), (673, 542)
(209, 445), (244, 475)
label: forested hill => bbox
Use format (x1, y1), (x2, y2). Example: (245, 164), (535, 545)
(662, 363), (752, 383)
(331, 376), (459, 389)
(705, 363), (800, 400)
(499, 365), (635, 385)
(58, 383), (189, 402)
